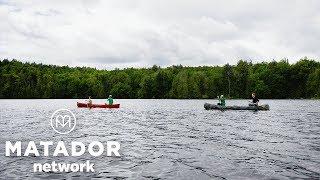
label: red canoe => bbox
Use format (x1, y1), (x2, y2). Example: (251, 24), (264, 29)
(77, 102), (120, 108)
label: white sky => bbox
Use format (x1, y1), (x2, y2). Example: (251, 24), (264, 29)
(1, 0), (320, 69)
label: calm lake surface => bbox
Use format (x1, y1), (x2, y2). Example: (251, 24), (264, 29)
(0, 99), (319, 179)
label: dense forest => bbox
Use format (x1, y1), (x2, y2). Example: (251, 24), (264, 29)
(0, 58), (319, 99)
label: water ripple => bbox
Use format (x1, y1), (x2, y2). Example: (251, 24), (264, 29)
(0, 99), (319, 179)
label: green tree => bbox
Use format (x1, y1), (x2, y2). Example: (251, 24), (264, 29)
(138, 74), (156, 98)
(170, 71), (189, 99)
(307, 68), (320, 98)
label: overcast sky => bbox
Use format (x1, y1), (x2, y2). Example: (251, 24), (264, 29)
(1, 0), (319, 69)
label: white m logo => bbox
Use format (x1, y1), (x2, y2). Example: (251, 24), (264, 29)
(51, 109), (76, 134)
(55, 115), (72, 127)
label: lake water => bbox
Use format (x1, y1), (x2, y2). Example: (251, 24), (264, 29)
(0, 99), (319, 179)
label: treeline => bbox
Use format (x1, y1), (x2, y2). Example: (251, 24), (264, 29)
(0, 58), (319, 99)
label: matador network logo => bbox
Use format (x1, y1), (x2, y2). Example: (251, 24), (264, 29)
(50, 109), (76, 134)
(5, 108), (120, 173)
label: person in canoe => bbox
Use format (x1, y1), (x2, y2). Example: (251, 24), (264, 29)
(107, 95), (113, 105)
(250, 92), (259, 106)
(217, 95), (226, 107)
(87, 96), (93, 108)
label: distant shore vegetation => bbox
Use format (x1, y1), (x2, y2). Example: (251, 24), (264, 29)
(0, 58), (319, 99)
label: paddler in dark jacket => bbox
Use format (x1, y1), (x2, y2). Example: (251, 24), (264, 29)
(251, 93), (259, 106)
